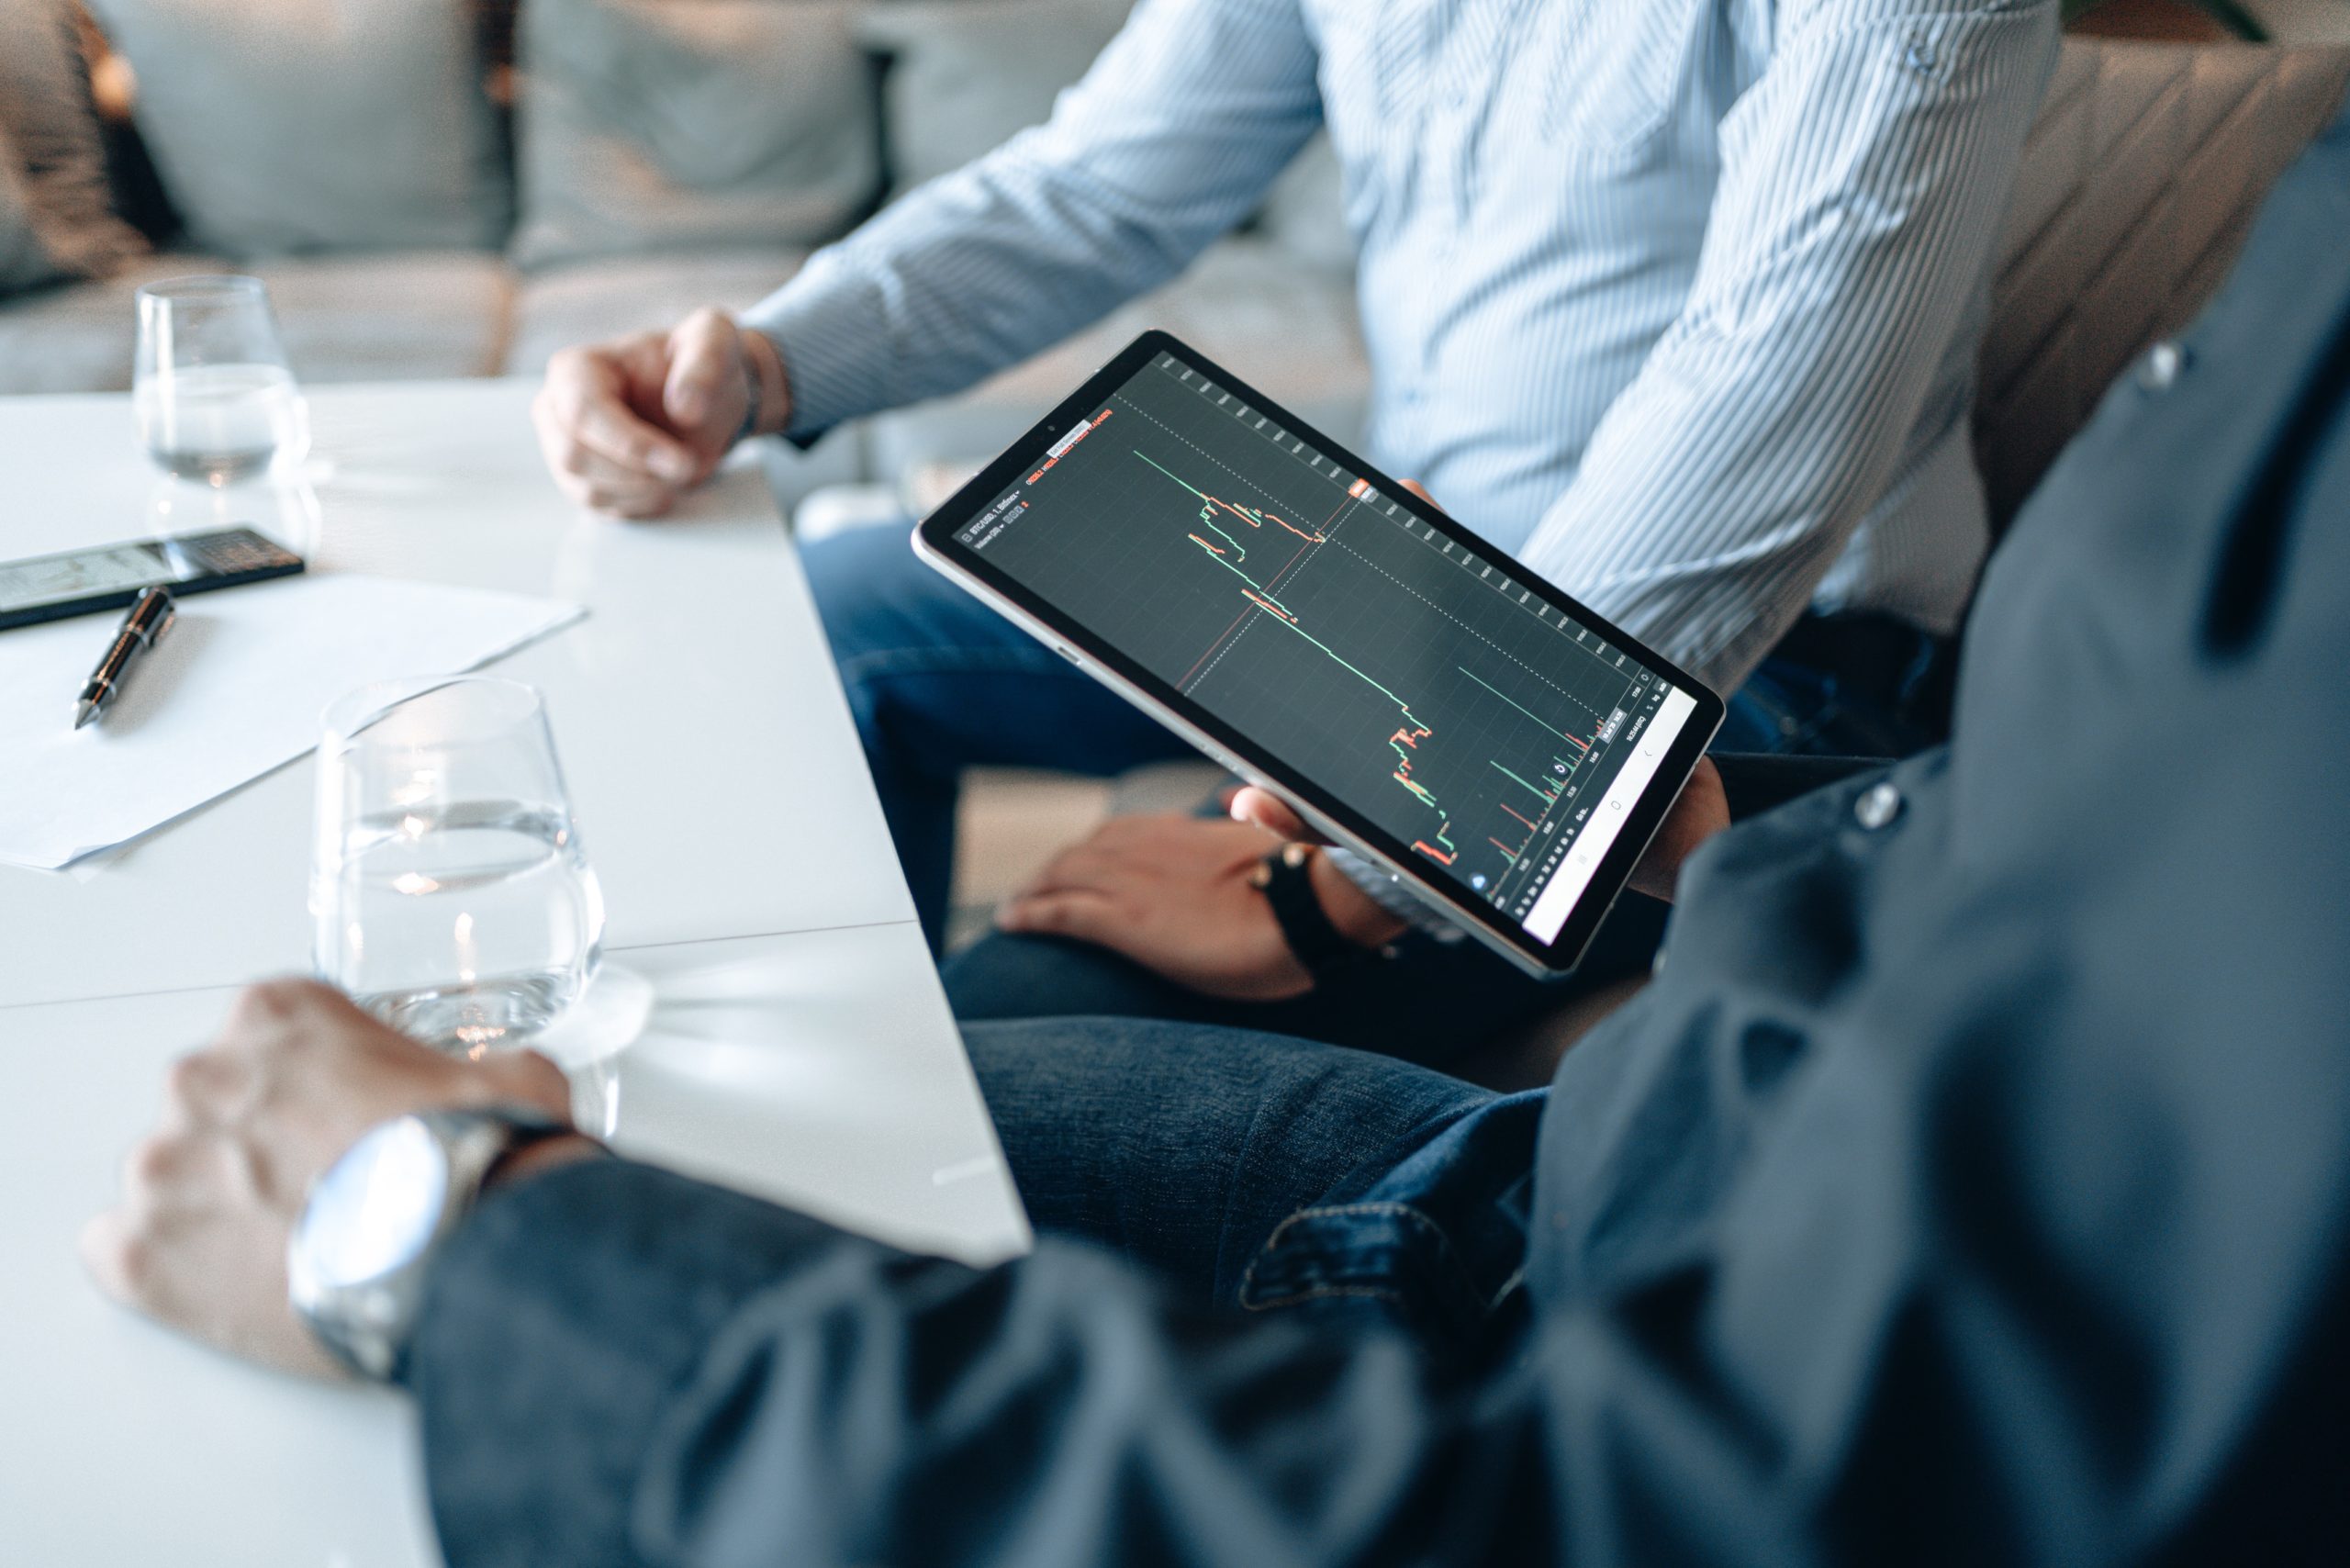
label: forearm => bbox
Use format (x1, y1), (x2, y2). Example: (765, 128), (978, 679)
(741, 0), (1320, 439)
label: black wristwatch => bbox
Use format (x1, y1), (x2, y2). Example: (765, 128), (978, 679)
(1249, 843), (1380, 984)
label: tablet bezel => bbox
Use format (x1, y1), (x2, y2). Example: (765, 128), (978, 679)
(912, 330), (1724, 977)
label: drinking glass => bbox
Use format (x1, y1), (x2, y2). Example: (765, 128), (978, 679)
(134, 274), (309, 482)
(312, 677), (604, 1058)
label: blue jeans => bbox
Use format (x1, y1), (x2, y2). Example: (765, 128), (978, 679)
(809, 521), (1950, 1054)
(962, 1015), (1539, 1344)
(808, 522), (1199, 953)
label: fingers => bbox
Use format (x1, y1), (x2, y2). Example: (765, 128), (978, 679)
(995, 889), (1124, 946)
(534, 336), (707, 515)
(1228, 786), (1325, 846)
(1399, 478), (1444, 512)
(79, 1209), (140, 1305)
(663, 309), (748, 447)
(569, 386), (701, 483)
(540, 431), (683, 518)
(470, 1048), (577, 1126)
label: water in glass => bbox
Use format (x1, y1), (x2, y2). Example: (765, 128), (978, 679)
(136, 363), (306, 481)
(315, 678), (604, 1058)
(134, 275), (309, 482)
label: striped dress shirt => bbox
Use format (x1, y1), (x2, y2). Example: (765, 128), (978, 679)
(748, 0), (2060, 692)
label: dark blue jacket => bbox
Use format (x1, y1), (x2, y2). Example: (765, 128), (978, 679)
(406, 109), (2350, 1566)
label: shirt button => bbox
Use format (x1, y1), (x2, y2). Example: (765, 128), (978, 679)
(2139, 341), (2187, 391)
(1854, 781), (1903, 830)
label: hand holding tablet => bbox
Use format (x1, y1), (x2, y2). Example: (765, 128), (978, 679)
(915, 332), (1723, 978)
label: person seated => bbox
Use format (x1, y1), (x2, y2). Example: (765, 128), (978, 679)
(85, 108), (2350, 1563)
(532, 0), (2061, 1058)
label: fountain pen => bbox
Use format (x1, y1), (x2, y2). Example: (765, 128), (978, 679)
(73, 585), (175, 730)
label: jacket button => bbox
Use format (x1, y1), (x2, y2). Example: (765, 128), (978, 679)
(2139, 341), (2186, 391)
(1853, 781), (1903, 830)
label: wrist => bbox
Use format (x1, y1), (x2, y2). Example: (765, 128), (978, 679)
(738, 325), (792, 439)
(487, 1132), (603, 1189)
(1306, 847), (1409, 949)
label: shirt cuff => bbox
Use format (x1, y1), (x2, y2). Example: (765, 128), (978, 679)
(739, 259), (895, 446)
(402, 1159), (867, 1567)
(1326, 847), (1462, 942)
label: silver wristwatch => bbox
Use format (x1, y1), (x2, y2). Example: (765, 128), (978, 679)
(288, 1105), (573, 1383)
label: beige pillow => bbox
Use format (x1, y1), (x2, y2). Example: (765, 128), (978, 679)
(511, 0), (879, 270)
(0, 0), (145, 279)
(82, 0), (510, 255)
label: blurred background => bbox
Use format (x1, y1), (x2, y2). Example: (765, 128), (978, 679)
(4, 0), (2345, 945)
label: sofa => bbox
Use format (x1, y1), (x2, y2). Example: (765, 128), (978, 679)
(3, 0), (2344, 950)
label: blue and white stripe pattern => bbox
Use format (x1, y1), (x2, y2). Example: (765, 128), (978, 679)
(748, 0), (2060, 691)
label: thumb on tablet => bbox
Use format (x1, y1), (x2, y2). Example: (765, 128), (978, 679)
(1229, 787), (1326, 846)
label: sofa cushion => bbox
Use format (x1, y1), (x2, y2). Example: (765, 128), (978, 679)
(0, 252), (510, 393)
(862, 237), (1368, 482)
(503, 250), (811, 374)
(0, 253), (225, 393)
(241, 253), (513, 382)
(855, 0), (1133, 198)
(82, 0), (510, 256)
(1976, 39), (2350, 524)
(510, 0), (878, 270)
(0, 0), (145, 282)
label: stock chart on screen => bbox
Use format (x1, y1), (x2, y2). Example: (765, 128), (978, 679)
(954, 352), (1698, 941)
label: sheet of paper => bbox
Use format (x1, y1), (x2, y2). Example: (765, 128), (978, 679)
(0, 575), (583, 870)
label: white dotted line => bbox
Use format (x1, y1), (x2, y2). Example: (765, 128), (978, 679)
(1125, 391), (1613, 724)
(1124, 398), (1349, 533)
(1314, 535), (1609, 720)
(1189, 609), (1260, 690)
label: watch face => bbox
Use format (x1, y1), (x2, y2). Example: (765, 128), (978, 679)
(290, 1115), (450, 1293)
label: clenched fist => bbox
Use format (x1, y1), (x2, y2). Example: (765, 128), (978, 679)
(532, 308), (789, 518)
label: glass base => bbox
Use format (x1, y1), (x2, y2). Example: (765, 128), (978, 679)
(358, 970), (579, 1060)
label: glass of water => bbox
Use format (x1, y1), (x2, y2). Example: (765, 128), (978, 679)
(134, 274), (309, 482)
(313, 677), (605, 1058)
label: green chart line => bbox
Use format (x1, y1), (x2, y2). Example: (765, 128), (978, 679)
(1491, 761), (1558, 803)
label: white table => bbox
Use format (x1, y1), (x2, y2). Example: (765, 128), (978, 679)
(0, 383), (1032, 1567)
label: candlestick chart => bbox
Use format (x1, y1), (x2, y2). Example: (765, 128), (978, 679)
(957, 353), (1677, 924)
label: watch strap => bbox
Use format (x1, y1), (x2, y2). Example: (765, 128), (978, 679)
(1249, 844), (1371, 984)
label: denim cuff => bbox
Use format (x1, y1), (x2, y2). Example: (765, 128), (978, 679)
(1237, 1092), (1543, 1345)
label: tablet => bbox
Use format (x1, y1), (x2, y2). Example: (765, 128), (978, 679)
(913, 331), (1723, 977)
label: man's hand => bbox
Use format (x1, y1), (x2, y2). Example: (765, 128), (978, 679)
(1232, 756), (1729, 906)
(532, 308), (789, 519)
(996, 813), (1407, 1002)
(80, 980), (576, 1379)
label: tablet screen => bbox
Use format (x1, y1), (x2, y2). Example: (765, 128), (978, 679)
(946, 348), (1705, 947)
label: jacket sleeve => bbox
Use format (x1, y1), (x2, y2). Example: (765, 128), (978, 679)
(408, 1159), (1581, 1568)
(739, 0), (1322, 440)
